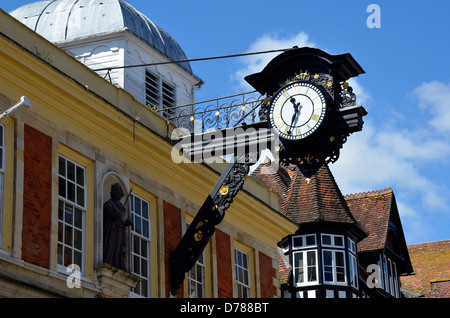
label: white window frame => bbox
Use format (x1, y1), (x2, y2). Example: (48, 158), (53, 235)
(293, 249), (319, 287)
(234, 248), (250, 298)
(57, 155), (86, 275)
(348, 238), (359, 289)
(130, 193), (151, 297)
(322, 249), (347, 285)
(292, 234), (317, 249)
(188, 248), (205, 298)
(186, 222), (205, 298)
(380, 255), (400, 297)
(321, 234), (345, 248)
(383, 255), (389, 293)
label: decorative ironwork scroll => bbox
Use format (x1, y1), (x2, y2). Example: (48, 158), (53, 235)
(170, 155), (252, 295)
(161, 91), (267, 133)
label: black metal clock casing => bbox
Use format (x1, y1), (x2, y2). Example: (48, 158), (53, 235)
(245, 47), (367, 177)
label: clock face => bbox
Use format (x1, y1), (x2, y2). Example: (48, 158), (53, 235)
(269, 81), (327, 140)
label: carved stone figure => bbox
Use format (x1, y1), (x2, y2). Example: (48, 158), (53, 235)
(103, 183), (133, 271)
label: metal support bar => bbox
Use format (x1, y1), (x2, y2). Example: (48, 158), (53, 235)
(0, 96), (31, 121)
(169, 155), (251, 295)
(175, 121), (273, 162)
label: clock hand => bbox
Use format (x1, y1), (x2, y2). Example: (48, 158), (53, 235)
(287, 97), (302, 135)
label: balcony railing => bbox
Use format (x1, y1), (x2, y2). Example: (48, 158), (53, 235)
(160, 91), (267, 133)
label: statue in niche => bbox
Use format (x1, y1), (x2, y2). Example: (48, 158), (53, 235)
(103, 183), (133, 271)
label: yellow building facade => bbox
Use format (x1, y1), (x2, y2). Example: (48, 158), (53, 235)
(0, 9), (297, 298)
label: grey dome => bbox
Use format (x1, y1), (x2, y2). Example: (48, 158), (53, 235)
(10, 0), (192, 73)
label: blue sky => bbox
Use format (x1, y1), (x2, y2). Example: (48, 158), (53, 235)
(3, 1), (450, 244)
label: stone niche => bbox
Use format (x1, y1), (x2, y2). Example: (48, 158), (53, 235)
(94, 166), (139, 297)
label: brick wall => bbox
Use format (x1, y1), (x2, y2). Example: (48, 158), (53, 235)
(431, 280), (450, 298)
(216, 229), (232, 297)
(22, 125), (52, 268)
(259, 252), (277, 298)
(163, 200), (182, 297)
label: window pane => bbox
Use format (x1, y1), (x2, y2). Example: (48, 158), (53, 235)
(74, 229), (82, 250)
(57, 244), (63, 265)
(67, 181), (75, 202)
(64, 246), (72, 266)
(334, 236), (343, 247)
(134, 255), (140, 274)
(58, 177), (66, 197)
(134, 197), (141, 215)
(294, 253), (304, 283)
(58, 222), (63, 242)
(59, 156), (66, 176)
(65, 226), (73, 246)
(336, 252), (344, 266)
(76, 186), (84, 207)
(141, 238), (147, 257)
(307, 251), (316, 265)
(135, 215), (142, 235)
(142, 201), (149, 218)
(65, 204), (73, 225)
(307, 251), (317, 282)
(58, 201), (64, 220)
(74, 251), (82, 268)
(67, 161), (75, 181)
(293, 236), (302, 247)
(323, 251), (332, 265)
(76, 166), (84, 186)
(133, 235), (140, 254)
(143, 220), (149, 238)
(306, 235), (315, 246)
(337, 268), (346, 282)
(324, 270), (333, 282)
(322, 235), (331, 245)
(74, 208), (82, 228)
(242, 253), (248, 268)
(141, 258), (148, 277)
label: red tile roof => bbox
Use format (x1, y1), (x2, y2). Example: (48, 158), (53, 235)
(253, 163), (367, 238)
(400, 240), (450, 297)
(344, 188), (393, 252)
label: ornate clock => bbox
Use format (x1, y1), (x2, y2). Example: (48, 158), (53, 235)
(269, 81), (327, 141)
(245, 47), (367, 177)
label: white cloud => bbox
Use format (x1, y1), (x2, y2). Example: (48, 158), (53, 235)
(413, 81), (450, 134)
(347, 77), (370, 107)
(234, 31), (316, 91)
(238, 33), (450, 242)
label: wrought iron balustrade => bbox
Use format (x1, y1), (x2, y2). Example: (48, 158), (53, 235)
(160, 91), (266, 133)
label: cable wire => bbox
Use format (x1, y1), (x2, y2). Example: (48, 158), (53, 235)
(93, 47), (296, 72)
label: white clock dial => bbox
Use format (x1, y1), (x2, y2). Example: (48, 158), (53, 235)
(269, 81), (327, 140)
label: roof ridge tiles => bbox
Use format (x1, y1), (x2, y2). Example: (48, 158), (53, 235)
(344, 187), (393, 200)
